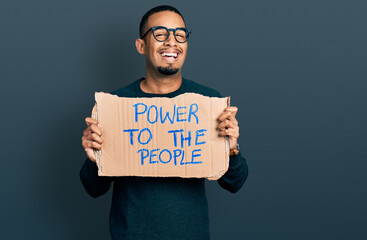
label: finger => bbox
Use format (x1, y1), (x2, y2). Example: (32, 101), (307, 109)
(217, 119), (236, 130)
(89, 124), (103, 136)
(83, 128), (90, 136)
(81, 137), (90, 149)
(82, 137), (102, 150)
(91, 132), (103, 144)
(83, 128), (95, 142)
(83, 130), (103, 145)
(217, 111), (228, 122)
(86, 140), (102, 150)
(85, 117), (98, 126)
(218, 106), (238, 120)
(218, 111), (238, 125)
(226, 106), (238, 117)
(217, 111), (230, 122)
(226, 114), (238, 125)
(85, 148), (96, 162)
(218, 130), (239, 139)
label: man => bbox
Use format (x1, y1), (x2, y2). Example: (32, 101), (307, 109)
(80, 5), (248, 240)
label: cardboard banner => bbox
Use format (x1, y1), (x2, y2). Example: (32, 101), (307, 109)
(92, 92), (230, 180)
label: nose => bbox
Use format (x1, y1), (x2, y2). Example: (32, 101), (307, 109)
(163, 30), (177, 46)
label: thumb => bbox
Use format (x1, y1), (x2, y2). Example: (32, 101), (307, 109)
(85, 148), (96, 162)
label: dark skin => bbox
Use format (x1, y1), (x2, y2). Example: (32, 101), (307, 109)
(81, 11), (240, 162)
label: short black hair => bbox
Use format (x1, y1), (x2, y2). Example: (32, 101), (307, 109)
(139, 5), (185, 37)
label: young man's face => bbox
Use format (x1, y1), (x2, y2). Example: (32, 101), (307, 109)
(140, 11), (188, 76)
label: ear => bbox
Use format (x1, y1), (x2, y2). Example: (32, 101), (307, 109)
(135, 38), (145, 55)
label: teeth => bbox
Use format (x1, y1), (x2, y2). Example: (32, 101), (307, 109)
(162, 52), (178, 58)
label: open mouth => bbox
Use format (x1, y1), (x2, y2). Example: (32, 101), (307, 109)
(159, 51), (180, 61)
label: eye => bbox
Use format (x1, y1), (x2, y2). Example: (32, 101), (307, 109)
(175, 29), (187, 38)
(154, 30), (168, 38)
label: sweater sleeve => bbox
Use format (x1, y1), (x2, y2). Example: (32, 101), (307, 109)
(217, 151), (248, 193)
(80, 159), (114, 198)
(209, 90), (248, 193)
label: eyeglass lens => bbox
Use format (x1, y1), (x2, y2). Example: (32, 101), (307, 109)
(153, 28), (188, 43)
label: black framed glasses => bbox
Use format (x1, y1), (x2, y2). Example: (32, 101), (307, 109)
(141, 26), (191, 43)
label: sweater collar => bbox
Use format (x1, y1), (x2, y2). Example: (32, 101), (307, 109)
(134, 77), (186, 98)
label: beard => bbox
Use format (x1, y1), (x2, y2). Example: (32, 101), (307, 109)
(158, 64), (179, 75)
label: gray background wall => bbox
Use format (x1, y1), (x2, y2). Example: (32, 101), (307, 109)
(1, 0), (366, 239)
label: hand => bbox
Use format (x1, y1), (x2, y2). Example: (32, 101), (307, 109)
(217, 106), (239, 150)
(81, 117), (103, 162)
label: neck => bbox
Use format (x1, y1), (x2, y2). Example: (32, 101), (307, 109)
(141, 71), (182, 94)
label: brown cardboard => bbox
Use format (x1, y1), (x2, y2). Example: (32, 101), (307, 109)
(92, 92), (230, 180)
